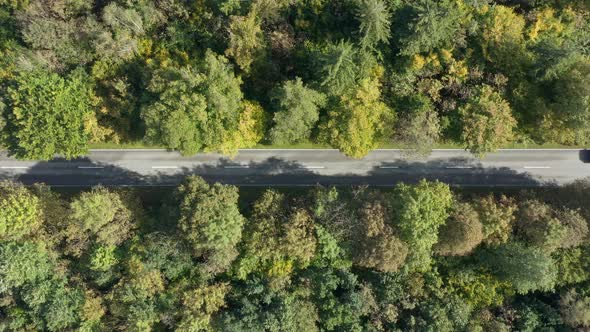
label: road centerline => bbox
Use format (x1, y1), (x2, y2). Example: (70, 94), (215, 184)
(0, 166), (30, 169)
(523, 166), (551, 169)
(151, 166), (179, 169)
(445, 166), (474, 169)
(224, 165), (250, 169)
(299, 166), (325, 169)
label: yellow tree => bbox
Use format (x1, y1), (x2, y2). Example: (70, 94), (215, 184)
(323, 67), (393, 158)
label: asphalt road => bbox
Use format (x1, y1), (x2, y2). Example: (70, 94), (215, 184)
(0, 149), (589, 187)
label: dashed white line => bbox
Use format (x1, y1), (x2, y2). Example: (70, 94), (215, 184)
(523, 166), (551, 169)
(0, 166), (30, 169)
(299, 166), (325, 169)
(78, 166), (104, 169)
(379, 166), (399, 169)
(151, 166), (179, 169)
(224, 165), (250, 169)
(445, 166), (474, 169)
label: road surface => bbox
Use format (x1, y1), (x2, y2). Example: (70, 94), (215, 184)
(0, 149), (589, 187)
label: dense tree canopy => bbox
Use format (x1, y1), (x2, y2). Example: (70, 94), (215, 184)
(3, 69), (93, 159)
(1, 177), (589, 330)
(0, 0), (587, 158)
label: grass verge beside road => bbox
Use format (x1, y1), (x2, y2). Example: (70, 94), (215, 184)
(89, 140), (587, 151)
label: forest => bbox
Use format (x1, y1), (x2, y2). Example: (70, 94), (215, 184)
(0, 177), (590, 330)
(0, 0), (589, 159)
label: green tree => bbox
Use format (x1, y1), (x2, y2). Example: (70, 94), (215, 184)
(436, 202), (484, 256)
(544, 55), (590, 144)
(142, 65), (207, 155)
(560, 289), (590, 328)
(176, 176), (244, 273)
(270, 78), (326, 145)
(5, 68), (93, 160)
(393, 179), (453, 271)
(0, 241), (85, 331)
(0, 181), (42, 241)
(199, 50), (244, 153)
(225, 9), (264, 73)
(142, 51), (244, 155)
(235, 190), (317, 282)
(395, 0), (463, 56)
(517, 200), (568, 253)
(318, 41), (359, 96)
(355, 0), (391, 51)
(177, 283), (230, 331)
(17, 0), (99, 69)
(396, 95), (441, 158)
(66, 187), (137, 256)
(459, 85), (517, 157)
(478, 5), (528, 72)
(322, 69), (393, 158)
(483, 242), (557, 294)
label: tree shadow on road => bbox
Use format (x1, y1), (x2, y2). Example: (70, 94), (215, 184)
(0, 155), (552, 189)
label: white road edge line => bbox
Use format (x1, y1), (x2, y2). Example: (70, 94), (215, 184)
(299, 166), (325, 169)
(445, 166), (474, 169)
(151, 166), (179, 169)
(523, 166), (551, 169)
(224, 165), (250, 169)
(0, 166), (30, 169)
(379, 166), (399, 169)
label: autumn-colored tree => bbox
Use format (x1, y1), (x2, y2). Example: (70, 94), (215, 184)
(436, 202), (484, 256)
(353, 200), (408, 272)
(322, 68), (393, 158)
(0, 181), (42, 241)
(473, 194), (517, 245)
(459, 85), (517, 157)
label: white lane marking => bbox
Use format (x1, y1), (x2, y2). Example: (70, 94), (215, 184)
(0, 166), (30, 169)
(523, 166), (551, 169)
(78, 166), (104, 169)
(445, 166), (474, 169)
(379, 166), (399, 169)
(151, 166), (179, 169)
(299, 166), (325, 169)
(224, 165), (250, 169)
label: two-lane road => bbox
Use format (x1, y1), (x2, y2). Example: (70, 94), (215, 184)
(0, 149), (589, 187)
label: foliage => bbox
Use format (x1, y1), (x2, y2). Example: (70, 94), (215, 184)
(225, 10), (264, 73)
(395, 0), (464, 56)
(0, 182), (42, 241)
(322, 68), (393, 158)
(396, 95), (441, 158)
(142, 50), (244, 155)
(4, 68), (93, 160)
(393, 179), (453, 271)
(0, 0), (586, 157)
(270, 77), (326, 145)
(67, 187), (137, 256)
(483, 242), (557, 294)
(353, 200), (408, 272)
(176, 176), (244, 273)
(0, 178), (589, 329)
(355, 0), (391, 51)
(473, 194), (517, 245)
(559, 289), (590, 328)
(459, 85), (517, 157)
(436, 202), (484, 256)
